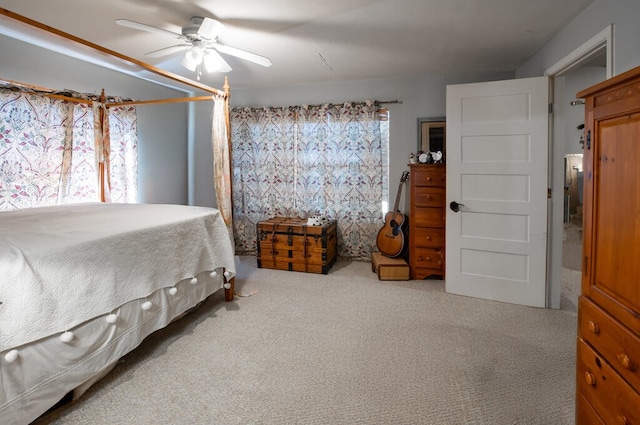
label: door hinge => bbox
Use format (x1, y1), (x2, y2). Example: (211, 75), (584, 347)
(548, 103), (553, 114)
(548, 188), (552, 198)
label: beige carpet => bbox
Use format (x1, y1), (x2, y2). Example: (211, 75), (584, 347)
(36, 256), (577, 425)
(561, 222), (583, 313)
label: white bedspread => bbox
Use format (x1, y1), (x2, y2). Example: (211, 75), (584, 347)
(0, 203), (236, 351)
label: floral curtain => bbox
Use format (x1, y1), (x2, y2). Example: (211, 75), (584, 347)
(0, 88), (138, 210)
(231, 101), (386, 260)
(107, 105), (138, 203)
(0, 89), (97, 209)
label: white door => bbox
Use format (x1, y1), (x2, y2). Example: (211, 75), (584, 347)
(445, 76), (549, 307)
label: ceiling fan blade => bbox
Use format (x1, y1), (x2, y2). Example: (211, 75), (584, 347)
(145, 44), (190, 58)
(197, 17), (225, 40)
(116, 19), (184, 39)
(203, 49), (232, 73)
(214, 44), (272, 67)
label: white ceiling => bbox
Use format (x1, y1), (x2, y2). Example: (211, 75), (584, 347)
(0, 0), (594, 92)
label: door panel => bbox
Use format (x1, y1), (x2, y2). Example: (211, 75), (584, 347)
(446, 76), (549, 307)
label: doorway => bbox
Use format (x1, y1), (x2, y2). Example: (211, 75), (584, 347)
(559, 65), (606, 313)
(546, 25), (613, 311)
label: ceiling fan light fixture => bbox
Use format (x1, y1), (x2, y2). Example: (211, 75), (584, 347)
(203, 50), (232, 73)
(181, 46), (204, 71)
(116, 16), (271, 75)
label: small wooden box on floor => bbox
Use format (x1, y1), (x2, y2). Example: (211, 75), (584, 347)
(371, 251), (410, 281)
(256, 217), (337, 274)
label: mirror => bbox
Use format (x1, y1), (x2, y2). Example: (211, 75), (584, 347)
(417, 117), (446, 156)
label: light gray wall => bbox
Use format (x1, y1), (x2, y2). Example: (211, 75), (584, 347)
(0, 34), (190, 205)
(192, 71), (513, 211)
(516, 0), (640, 78)
(5, 0), (638, 212)
(191, 100), (216, 207)
(136, 102), (189, 204)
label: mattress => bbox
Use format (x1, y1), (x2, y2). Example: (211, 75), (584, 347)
(0, 203), (237, 424)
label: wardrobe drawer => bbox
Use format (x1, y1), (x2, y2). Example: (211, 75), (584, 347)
(579, 297), (640, 392)
(412, 227), (444, 248)
(576, 391), (605, 425)
(414, 187), (445, 207)
(577, 338), (640, 425)
(413, 168), (445, 187)
(413, 207), (444, 227)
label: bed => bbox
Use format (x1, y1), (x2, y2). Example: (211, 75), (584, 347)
(0, 203), (236, 424)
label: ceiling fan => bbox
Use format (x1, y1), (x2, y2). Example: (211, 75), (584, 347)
(115, 16), (272, 78)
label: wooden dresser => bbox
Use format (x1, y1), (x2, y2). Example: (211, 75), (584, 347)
(408, 163), (445, 279)
(575, 65), (640, 424)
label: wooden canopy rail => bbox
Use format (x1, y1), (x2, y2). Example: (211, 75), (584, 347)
(2, 78), (230, 108)
(0, 7), (223, 96)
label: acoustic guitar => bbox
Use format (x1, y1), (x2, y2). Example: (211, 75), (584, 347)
(376, 171), (409, 258)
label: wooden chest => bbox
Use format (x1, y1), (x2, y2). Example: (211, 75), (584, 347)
(256, 217), (337, 274)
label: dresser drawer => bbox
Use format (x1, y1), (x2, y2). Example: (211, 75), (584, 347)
(579, 297), (640, 392)
(413, 168), (445, 187)
(577, 338), (640, 425)
(411, 267), (444, 280)
(413, 207), (444, 227)
(414, 187), (445, 207)
(413, 247), (443, 268)
(412, 227), (444, 248)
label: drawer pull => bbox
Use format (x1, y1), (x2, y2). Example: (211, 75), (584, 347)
(617, 353), (633, 370)
(584, 371), (596, 387)
(587, 320), (600, 335)
(616, 415), (628, 425)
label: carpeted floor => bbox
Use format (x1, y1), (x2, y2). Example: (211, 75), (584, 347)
(561, 222), (583, 313)
(35, 256), (578, 425)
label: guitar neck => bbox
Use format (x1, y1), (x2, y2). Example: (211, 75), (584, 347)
(392, 181), (403, 212)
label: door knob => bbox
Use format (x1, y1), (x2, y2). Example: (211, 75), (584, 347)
(450, 201), (464, 212)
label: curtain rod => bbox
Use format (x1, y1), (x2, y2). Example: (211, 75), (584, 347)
(236, 99), (402, 110)
(303, 99), (402, 108)
(1, 79), (93, 105)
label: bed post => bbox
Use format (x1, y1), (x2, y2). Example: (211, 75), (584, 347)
(224, 272), (235, 302)
(223, 76), (232, 209)
(97, 89), (108, 202)
(223, 77), (235, 302)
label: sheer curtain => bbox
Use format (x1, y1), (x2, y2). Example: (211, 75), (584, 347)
(211, 93), (234, 244)
(231, 101), (386, 260)
(0, 88), (137, 210)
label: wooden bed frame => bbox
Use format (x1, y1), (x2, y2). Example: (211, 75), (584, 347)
(0, 7), (236, 300)
(0, 9), (239, 425)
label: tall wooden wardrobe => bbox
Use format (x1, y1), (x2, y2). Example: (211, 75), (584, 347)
(575, 65), (640, 424)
